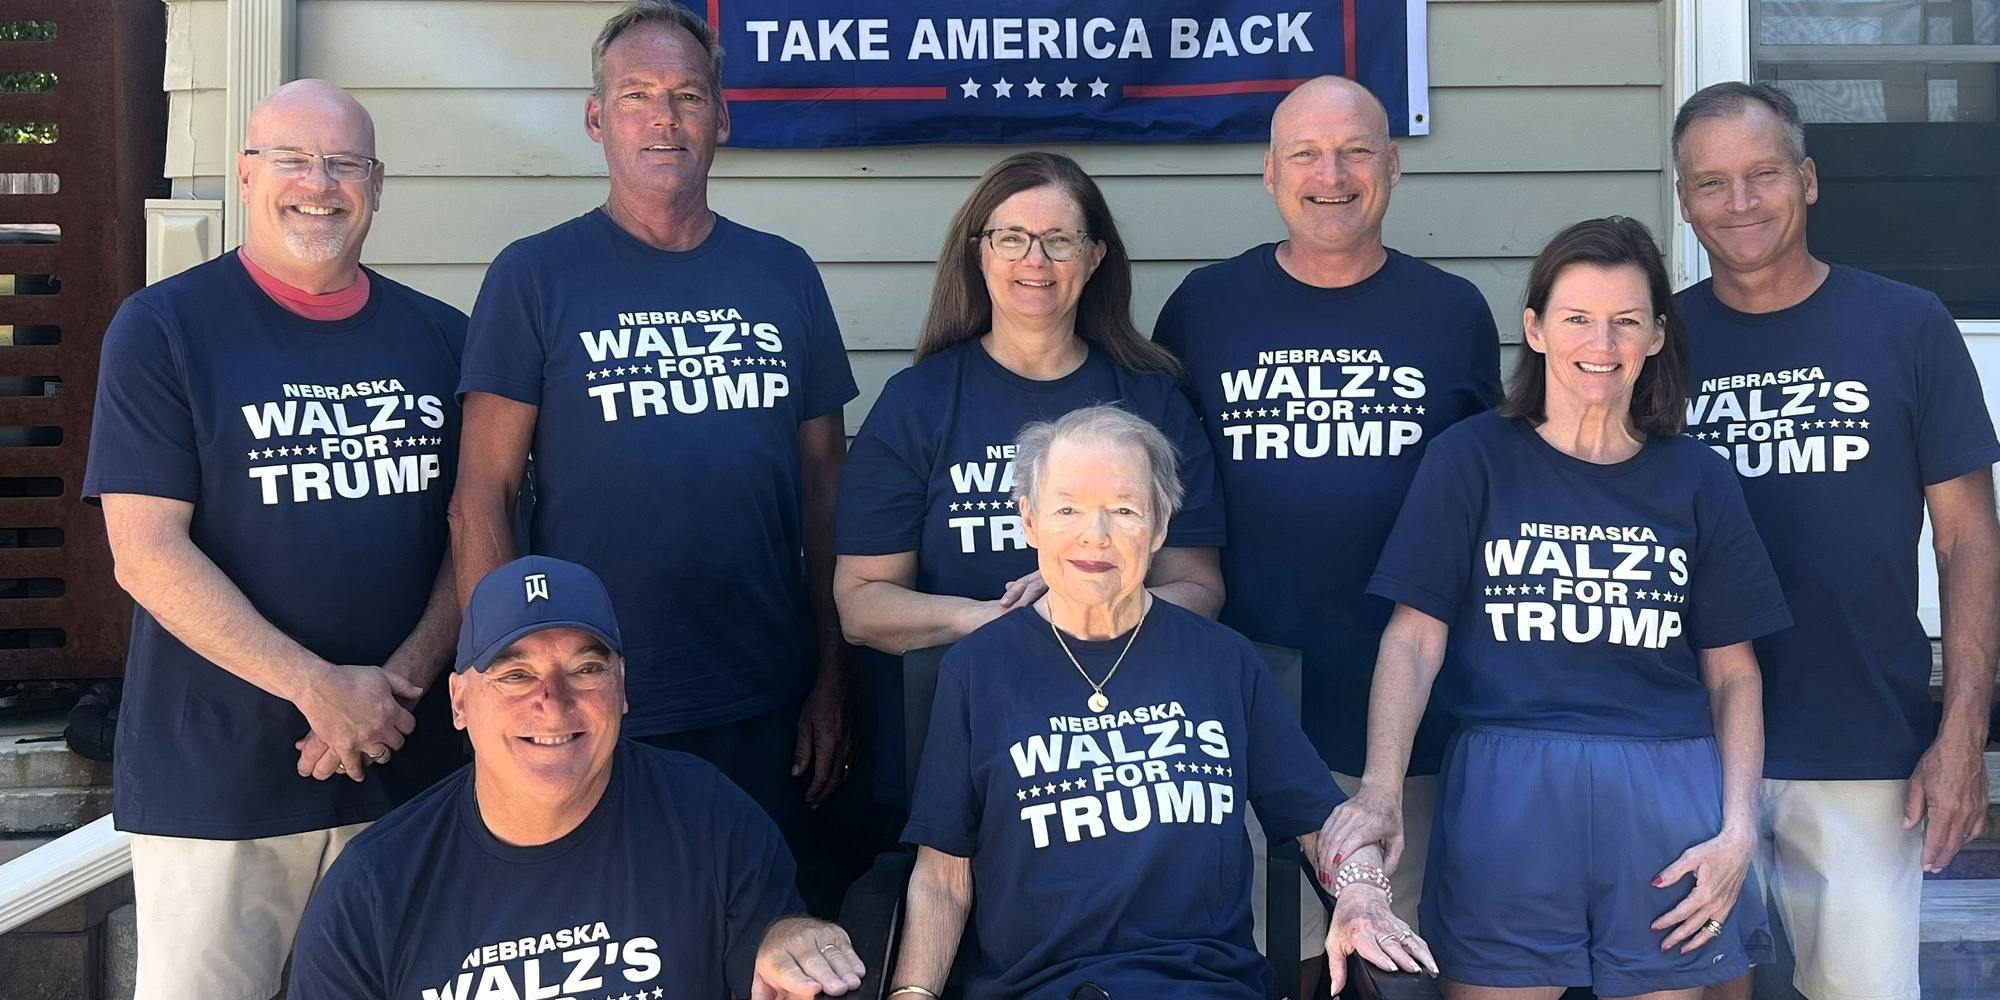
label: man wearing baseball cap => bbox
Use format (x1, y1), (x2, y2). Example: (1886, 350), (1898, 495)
(288, 556), (865, 1000)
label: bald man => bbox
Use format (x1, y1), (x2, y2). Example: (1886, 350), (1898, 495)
(1151, 75), (1500, 977)
(84, 79), (467, 1000)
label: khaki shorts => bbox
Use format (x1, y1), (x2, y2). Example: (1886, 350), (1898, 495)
(130, 822), (369, 1000)
(1756, 778), (1922, 1000)
(1249, 772), (1437, 960)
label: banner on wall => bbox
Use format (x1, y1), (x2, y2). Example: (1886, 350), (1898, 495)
(704, 1), (1431, 147)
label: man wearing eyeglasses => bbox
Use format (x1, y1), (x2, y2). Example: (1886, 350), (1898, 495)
(84, 79), (466, 1000)
(451, 0), (857, 855)
(1152, 76), (1501, 990)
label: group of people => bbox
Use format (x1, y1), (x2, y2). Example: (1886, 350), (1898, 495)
(78, 1), (1994, 999)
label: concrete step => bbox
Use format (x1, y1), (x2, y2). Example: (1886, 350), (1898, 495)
(0, 788), (112, 836)
(0, 740), (111, 792)
(105, 902), (133, 1000)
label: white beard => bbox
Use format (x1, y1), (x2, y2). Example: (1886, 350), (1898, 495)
(280, 221), (348, 263)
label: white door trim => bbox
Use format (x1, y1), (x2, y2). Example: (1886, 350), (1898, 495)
(1671, 0), (1752, 288)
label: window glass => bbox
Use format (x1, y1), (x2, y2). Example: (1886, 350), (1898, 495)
(1754, 0), (1999, 316)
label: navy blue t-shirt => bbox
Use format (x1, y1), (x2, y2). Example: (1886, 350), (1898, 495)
(289, 742), (803, 1000)
(82, 254), (463, 839)
(836, 339), (1226, 601)
(1680, 267), (2000, 778)
(461, 211), (858, 735)
(903, 602), (1342, 999)
(1153, 246), (1500, 775)
(1368, 412), (1792, 737)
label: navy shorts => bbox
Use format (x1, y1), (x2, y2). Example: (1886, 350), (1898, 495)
(1420, 726), (1772, 995)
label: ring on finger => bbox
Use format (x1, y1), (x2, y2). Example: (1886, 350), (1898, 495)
(1703, 918), (1724, 936)
(334, 763), (346, 773)
(365, 748), (387, 762)
(819, 944), (841, 955)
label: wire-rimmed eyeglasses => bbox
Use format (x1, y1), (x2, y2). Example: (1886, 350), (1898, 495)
(243, 148), (383, 182)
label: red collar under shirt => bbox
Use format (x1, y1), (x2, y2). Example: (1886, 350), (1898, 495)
(237, 248), (371, 321)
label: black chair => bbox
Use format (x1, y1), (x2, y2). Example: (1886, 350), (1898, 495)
(839, 639), (1386, 1000)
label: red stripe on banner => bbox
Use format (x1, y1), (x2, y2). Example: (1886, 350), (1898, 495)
(1123, 78), (1313, 98)
(707, 0), (720, 30)
(723, 86), (950, 101)
(1344, 0), (1359, 77)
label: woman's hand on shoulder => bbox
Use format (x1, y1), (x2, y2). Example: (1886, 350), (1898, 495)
(1327, 885), (1438, 989)
(996, 570), (1047, 610)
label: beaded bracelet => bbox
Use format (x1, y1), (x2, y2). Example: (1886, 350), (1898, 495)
(1331, 861), (1393, 904)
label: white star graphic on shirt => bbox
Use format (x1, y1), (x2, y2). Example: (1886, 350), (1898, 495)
(993, 77), (1014, 98)
(1533, 584), (1546, 594)
(729, 357), (742, 366)
(304, 445), (317, 456)
(1417, 406), (1427, 414)
(1017, 788), (1028, 801)
(960, 77), (981, 98)
(247, 449), (260, 460)
(584, 370), (599, 380)
(1844, 419), (1858, 428)
(1174, 761), (1187, 772)
(1025, 77), (1046, 97)
(1057, 77), (1078, 97)
(653, 990), (666, 1000)
(262, 448), (276, 459)
(1089, 77), (1109, 97)
(1043, 782), (1057, 795)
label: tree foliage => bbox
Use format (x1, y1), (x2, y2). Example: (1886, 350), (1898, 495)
(0, 21), (58, 145)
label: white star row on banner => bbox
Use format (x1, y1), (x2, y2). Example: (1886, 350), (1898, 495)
(959, 77), (1112, 98)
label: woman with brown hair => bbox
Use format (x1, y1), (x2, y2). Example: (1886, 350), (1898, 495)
(1320, 217), (1786, 999)
(833, 152), (1226, 659)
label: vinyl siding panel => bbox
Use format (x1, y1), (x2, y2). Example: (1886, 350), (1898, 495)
(159, 0), (1677, 431)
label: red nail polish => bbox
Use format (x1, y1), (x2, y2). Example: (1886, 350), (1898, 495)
(1332, 853), (1344, 865)
(1319, 869), (1330, 883)
(1650, 876), (1663, 887)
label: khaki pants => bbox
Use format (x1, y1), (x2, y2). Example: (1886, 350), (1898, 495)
(1757, 779), (1922, 1000)
(130, 822), (369, 1000)
(1250, 772), (1438, 959)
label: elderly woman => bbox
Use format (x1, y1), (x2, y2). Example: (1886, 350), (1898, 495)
(889, 405), (1431, 999)
(1321, 218), (1786, 999)
(834, 152), (1225, 660)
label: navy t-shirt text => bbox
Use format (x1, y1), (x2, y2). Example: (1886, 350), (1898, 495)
(903, 602), (1342, 999)
(1369, 412), (1791, 737)
(1153, 246), (1500, 774)
(83, 254), (464, 839)
(1680, 266), (2000, 778)
(460, 211), (858, 735)
(289, 742), (803, 1000)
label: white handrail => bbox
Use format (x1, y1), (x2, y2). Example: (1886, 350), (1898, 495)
(0, 815), (132, 935)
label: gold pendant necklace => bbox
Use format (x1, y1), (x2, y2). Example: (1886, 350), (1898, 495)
(1048, 599), (1148, 713)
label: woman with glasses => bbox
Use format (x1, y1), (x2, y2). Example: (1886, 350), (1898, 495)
(834, 153), (1227, 725)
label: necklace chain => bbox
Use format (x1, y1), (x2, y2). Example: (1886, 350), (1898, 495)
(1048, 600), (1147, 711)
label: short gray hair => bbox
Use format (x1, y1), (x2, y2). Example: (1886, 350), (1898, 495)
(591, 0), (724, 98)
(1012, 406), (1185, 528)
(1672, 81), (1807, 174)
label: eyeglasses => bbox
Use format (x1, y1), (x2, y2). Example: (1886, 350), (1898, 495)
(975, 228), (1094, 262)
(243, 149), (383, 182)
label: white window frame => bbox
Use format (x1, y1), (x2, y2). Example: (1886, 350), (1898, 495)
(1676, 0), (2000, 333)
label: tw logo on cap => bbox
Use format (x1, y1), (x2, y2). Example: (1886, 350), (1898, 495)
(524, 573), (551, 604)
